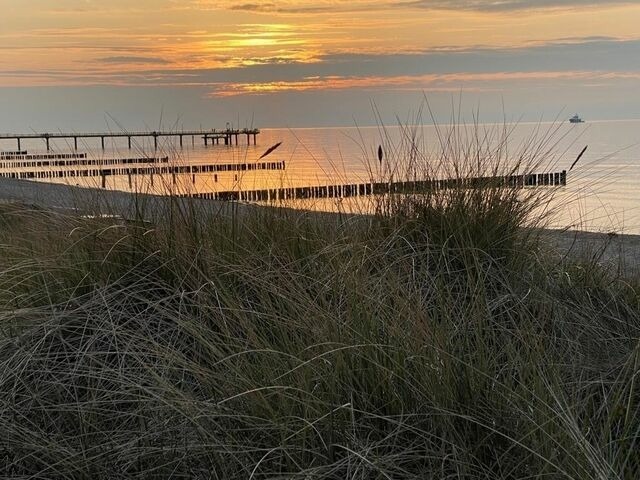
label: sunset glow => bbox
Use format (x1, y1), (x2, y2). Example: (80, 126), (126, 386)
(2, 1), (640, 128)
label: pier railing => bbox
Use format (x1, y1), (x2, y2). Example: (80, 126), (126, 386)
(0, 128), (260, 150)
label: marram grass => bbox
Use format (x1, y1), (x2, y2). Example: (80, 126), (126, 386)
(0, 120), (638, 479)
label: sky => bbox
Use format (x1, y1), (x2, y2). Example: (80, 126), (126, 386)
(1, 0), (640, 130)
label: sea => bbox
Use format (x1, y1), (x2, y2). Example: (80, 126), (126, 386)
(2, 120), (640, 234)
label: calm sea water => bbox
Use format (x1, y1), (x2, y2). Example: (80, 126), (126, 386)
(3, 120), (640, 233)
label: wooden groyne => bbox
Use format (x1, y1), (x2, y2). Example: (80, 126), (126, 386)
(0, 128), (260, 151)
(0, 155), (170, 169)
(0, 150), (28, 156)
(0, 160), (285, 182)
(1, 152), (88, 162)
(187, 170), (567, 202)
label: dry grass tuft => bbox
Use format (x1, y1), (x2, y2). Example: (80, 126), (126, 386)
(0, 118), (638, 479)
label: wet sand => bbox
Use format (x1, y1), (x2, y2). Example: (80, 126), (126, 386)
(0, 177), (251, 219)
(1, 177), (639, 278)
(541, 228), (640, 278)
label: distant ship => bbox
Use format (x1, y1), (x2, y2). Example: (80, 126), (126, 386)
(569, 114), (584, 124)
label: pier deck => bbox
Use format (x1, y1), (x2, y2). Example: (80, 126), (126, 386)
(0, 128), (260, 151)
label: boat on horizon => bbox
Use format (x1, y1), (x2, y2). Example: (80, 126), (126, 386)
(569, 114), (585, 124)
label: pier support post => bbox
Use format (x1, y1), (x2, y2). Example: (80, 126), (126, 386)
(101, 137), (105, 150)
(179, 135), (183, 147)
(128, 136), (132, 149)
(153, 135), (158, 150)
(46, 137), (50, 151)
(74, 137), (78, 150)
(17, 138), (21, 150)
(204, 136), (208, 146)
(253, 133), (257, 145)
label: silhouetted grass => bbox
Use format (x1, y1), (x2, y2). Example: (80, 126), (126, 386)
(0, 119), (638, 479)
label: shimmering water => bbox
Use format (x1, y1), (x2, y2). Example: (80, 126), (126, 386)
(2, 120), (640, 233)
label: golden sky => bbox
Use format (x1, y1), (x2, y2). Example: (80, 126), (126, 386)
(1, 1), (640, 127)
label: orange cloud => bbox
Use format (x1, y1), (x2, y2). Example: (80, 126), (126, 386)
(207, 70), (640, 96)
(3, 1), (640, 90)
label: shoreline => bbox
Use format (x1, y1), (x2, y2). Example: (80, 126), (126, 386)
(1, 177), (639, 277)
(0, 176), (253, 220)
(540, 227), (640, 277)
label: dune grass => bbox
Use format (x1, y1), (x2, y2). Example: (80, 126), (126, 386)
(0, 120), (638, 479)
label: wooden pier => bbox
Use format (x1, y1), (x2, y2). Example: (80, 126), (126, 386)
(0, 128), (260, 151)
(186, 170), (567, 202)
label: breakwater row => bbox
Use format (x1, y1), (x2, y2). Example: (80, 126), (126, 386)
(0, 156), (169, 169)
(186, 170), (567, 202)
(0, 160), (286, 181)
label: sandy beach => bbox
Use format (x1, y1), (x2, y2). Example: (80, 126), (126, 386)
(1, 177), (638, 278)
(0, 176), (251, 219)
